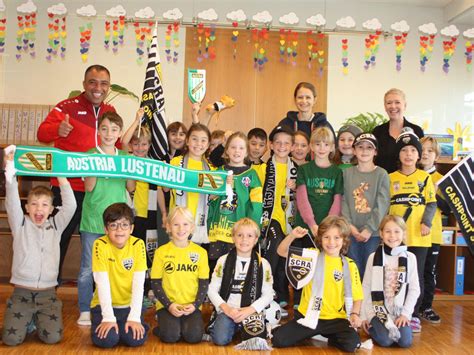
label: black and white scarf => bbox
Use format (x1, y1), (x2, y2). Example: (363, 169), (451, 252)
(371, 244), (408, 342)
(261, 156), (297, 242)
(208, 248), (266, 341)
(298, 251), (353, 330)
(175, 154), (210, 244)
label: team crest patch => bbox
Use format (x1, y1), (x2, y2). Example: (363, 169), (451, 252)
(189, 252), (199, 263)
(241, 176), (251, 187)
(417, 180), (424, 190)
(333, 270), (343, 282)
(122, 258), (134, 270)
(286, 246), (317, 289)
(242, 312), (265, 337)
(393, 181), (400, 192)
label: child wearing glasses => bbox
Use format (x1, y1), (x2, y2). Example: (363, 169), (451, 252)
(90, 203), (149, 348)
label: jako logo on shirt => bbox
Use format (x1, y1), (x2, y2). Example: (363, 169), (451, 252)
(122, 258), (134, 270)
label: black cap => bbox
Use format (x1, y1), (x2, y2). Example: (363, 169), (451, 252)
(269, 125), (294, 141)
(353, 133), (378, 150)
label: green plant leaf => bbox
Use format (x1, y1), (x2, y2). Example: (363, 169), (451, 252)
(109, 84), (139, 101)
(68, 90), (82, 98)
(340, 112), (388, 133)
(67, 84), (139, 102)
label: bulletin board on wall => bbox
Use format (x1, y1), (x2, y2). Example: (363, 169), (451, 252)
(182, 28), (328, 134)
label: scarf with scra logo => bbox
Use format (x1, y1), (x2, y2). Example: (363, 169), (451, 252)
(208, 248), (266, 341)
(371, 244), (408, 342)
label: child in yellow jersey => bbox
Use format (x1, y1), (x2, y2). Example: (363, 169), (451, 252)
(418, 137), (450, 324)
(273, 216), (363, 352)
(165, 124), (214, 245)
(389, 129), (436, 333)
(150, 207), (209, 344)
(260, 125), (297, 310)
(90, 203), (148, 348)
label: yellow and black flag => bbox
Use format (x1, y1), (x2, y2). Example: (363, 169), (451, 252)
(140, 24), (169, 162)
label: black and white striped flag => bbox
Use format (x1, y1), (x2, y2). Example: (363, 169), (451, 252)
(140, 25), (169, 162)
(437, 154), (474, 255)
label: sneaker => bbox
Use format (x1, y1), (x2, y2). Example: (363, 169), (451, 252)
(280, 308), (289, 318)
(410, 316), (422, 333)
(293, 304), (299, 310)
(279, 301), (288, 308)
(420, 308), (441, 323)
(77, 311), (91, 326)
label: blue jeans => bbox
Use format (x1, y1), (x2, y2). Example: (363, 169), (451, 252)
(91, 306), (149, 348)
(369, 317), (412, 348)
(78, 232), (102, 312)
(210, 313), (239, 346)
(347, 235), (380, 280)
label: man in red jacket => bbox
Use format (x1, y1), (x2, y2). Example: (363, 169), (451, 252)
(37, 65), (116, 281)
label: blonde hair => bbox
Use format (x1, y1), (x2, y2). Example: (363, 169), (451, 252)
(130, 124), (152, 144)
(27, 186), (54, 204)
(232, 218), (260, 239)
(384, 88), (406, 103)
(310, 126), (335, 160)
(379, 215), (407, 243)
(166, 207), (195, 235)
(316, 216), (351, 255)
(420, 136), (441, 158)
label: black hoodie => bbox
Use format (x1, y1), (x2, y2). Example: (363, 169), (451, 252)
(278, 111), (335, 139)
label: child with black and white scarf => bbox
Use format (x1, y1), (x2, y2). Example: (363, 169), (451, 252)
(361, 215), (420, 348)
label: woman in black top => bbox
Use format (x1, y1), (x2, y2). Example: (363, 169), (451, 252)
(372, 88), (424, 173)
(278, 82), (335, 138)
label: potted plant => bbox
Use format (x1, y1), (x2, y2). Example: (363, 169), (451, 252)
(340, 112), (388, 133)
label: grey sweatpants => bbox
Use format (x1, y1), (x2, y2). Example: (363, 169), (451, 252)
(2, 287), (63, 346)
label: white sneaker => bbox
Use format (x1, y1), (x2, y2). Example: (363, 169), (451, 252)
(77, 311), (91, 326)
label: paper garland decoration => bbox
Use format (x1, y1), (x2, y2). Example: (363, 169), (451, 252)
(466, 41), (473, 72)
(0, 17), (5, 54)
(363, 30), (382, 69)
(16, 13), (36, 60)
(419, 34), (436, 72)
(252, 28), (269, 70)
(306, 31), (325, 75)
(165, 22), (180, 63)
(442, 36), (457, 73)
(207, 24), (217, 60)
(134, 21), (153, 65)
(231, 21), (239, 58)
(341, 38), (349, 75)
(46, 13), (67, 61)
(197, 23), (216, 62)
(394, 32), (408, 71)
(78, 22), (92, 62)
(279, 30), (298, 66)
(105, 16), (125, 53)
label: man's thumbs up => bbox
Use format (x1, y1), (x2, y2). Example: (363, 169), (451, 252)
(58, 113), (74, 138)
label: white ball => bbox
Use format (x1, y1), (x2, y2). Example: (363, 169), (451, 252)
(264, 301), (282, 326)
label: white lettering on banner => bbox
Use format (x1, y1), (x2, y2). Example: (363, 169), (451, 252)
(120, 158), (185, 183)
(66, 156), (117, 172)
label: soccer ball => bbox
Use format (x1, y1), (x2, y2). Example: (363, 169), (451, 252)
(264, 301), (282, 326)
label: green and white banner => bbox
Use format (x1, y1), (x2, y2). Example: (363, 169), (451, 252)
(13, 145), (228, 195)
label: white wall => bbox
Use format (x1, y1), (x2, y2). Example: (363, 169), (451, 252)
(0, 1), (473, 144)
